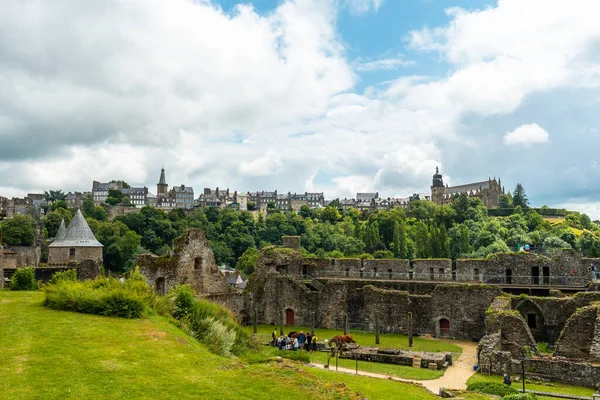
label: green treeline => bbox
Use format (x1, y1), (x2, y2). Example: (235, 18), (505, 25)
(3, 190), (600, 276)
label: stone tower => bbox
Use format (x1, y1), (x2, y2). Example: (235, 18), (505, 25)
(431, 166), (445, 205)
(157, 167), (168, 198)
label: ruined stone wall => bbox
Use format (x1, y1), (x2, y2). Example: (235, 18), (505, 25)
(363, 259), (410, 279)
(261, 275), (316, 326)
(4, 245), (41, 267)
(174, 229), (231, 295)
(455, 259), (487, 282)
(362, 286), (412, 333)
(137, 229), (231, 296)
(510, 292), (600, 344)
(515, 358), (600, 388)
(429, 284), (501, 339)
(412, 259), (452, 281)
(282, 236), (301, 250)
(0, 252), (17, 268)
(48, 247), (102, 265)
(204, 293), (247, 321)
(555, 305), (600, 360)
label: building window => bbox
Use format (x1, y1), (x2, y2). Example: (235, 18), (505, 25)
(69, 248), (76, 259)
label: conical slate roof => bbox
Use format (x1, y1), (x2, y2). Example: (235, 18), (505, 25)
(158, 167), (167, 185)
(54, 220), (67, 242)
(49, 210), (103, 248)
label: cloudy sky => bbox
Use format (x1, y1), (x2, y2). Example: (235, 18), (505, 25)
(1, 0), (599, 215)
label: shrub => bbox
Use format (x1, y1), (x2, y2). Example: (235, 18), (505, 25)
(275, 350), (311, 363)
(10, 267), (39, 291)
(48, 269), (77, 285)
(44, 276), (155, 319)
(170, 285), (196, 320)
(467, 382), (517, 397)
(502, 394), (537, 400)
(200, 317), (236, 357)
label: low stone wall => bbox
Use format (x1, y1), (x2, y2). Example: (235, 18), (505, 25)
(513, 357), (600, 388)
(455, 259), (487, 282)
(363, 259), (410, 279)
(412, 259), (452, 281)
(0, 264), (4, 288)
(339, 346), (452, 370)
(4, 245), (41, 268)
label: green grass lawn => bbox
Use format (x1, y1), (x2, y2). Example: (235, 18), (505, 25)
(467, 373), (596, 399)
(1, 291), (444, 399)
(244, 324), (456, 380)
(246, 324), (462, 354)
(261, 345), (443, 380)
(309, 368), (439, 400)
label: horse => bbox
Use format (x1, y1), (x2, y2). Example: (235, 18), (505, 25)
(329, 334), (356, 347)
(287, 331), (299, 339)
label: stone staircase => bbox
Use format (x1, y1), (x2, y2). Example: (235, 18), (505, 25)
(303, 276), (324, 292)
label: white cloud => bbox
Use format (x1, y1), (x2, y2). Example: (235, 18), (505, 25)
(504, 124), (549, 147)
(353, 55), (416, 71)
(344, 0), (385, 15)
(2, 0), (600, 209)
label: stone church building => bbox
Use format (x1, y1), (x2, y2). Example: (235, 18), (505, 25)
(48, 209), (103, 265)
(430, 167), (505, 208)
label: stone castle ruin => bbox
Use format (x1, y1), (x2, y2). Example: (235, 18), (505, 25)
(136, 229), (245, 315)
(130, 230), (600, 389)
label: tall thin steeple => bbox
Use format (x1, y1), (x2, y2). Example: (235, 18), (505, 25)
(157, 167), (168, 197)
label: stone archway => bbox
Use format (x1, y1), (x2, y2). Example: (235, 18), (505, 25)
(439, 318), (451, 337)
(434, 316), (452, 338)
(155, 277), (166, 296)
(516, 299), (546, 342)
(285, 308), (295, 325)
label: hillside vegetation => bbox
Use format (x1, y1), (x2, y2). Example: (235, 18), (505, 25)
(0, 291), (439, 400)
(5, 184), (600, 274)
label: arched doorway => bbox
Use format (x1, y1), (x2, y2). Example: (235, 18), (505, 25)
(285, 308), (295, 325)
(155, 277), (166, 296)
(439, 318), (451, 337)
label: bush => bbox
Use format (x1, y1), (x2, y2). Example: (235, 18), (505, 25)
(467, 382), (517, 397)
(10, 267), (39, 291)
(44, 277), (154, 318)
(171, 284), (195, 320)
(48, 269), (77, 285)
(275, 350), (311, 363)
(502, 394), (537, 400)
(200, 317), (236, 357)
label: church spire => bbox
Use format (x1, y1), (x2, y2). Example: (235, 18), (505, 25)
(159, 167), (167, 185)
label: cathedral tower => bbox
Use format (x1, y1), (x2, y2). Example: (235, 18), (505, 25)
(431, 166), (445, 205)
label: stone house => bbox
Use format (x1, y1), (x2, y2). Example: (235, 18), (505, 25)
(48, 210), (103, 265)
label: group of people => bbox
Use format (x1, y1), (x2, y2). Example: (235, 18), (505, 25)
(271, 330), (319, 353)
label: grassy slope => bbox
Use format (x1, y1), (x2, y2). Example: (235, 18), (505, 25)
(0, 291), (439, 400)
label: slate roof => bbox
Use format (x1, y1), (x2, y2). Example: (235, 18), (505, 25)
(444, 181), (490, 195)
(159, 168), (167, 185)
(55, 220), (67, 242)
(49, 210), (103, 248)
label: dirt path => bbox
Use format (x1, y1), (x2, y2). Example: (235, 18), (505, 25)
(309, 339), (479, 394)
